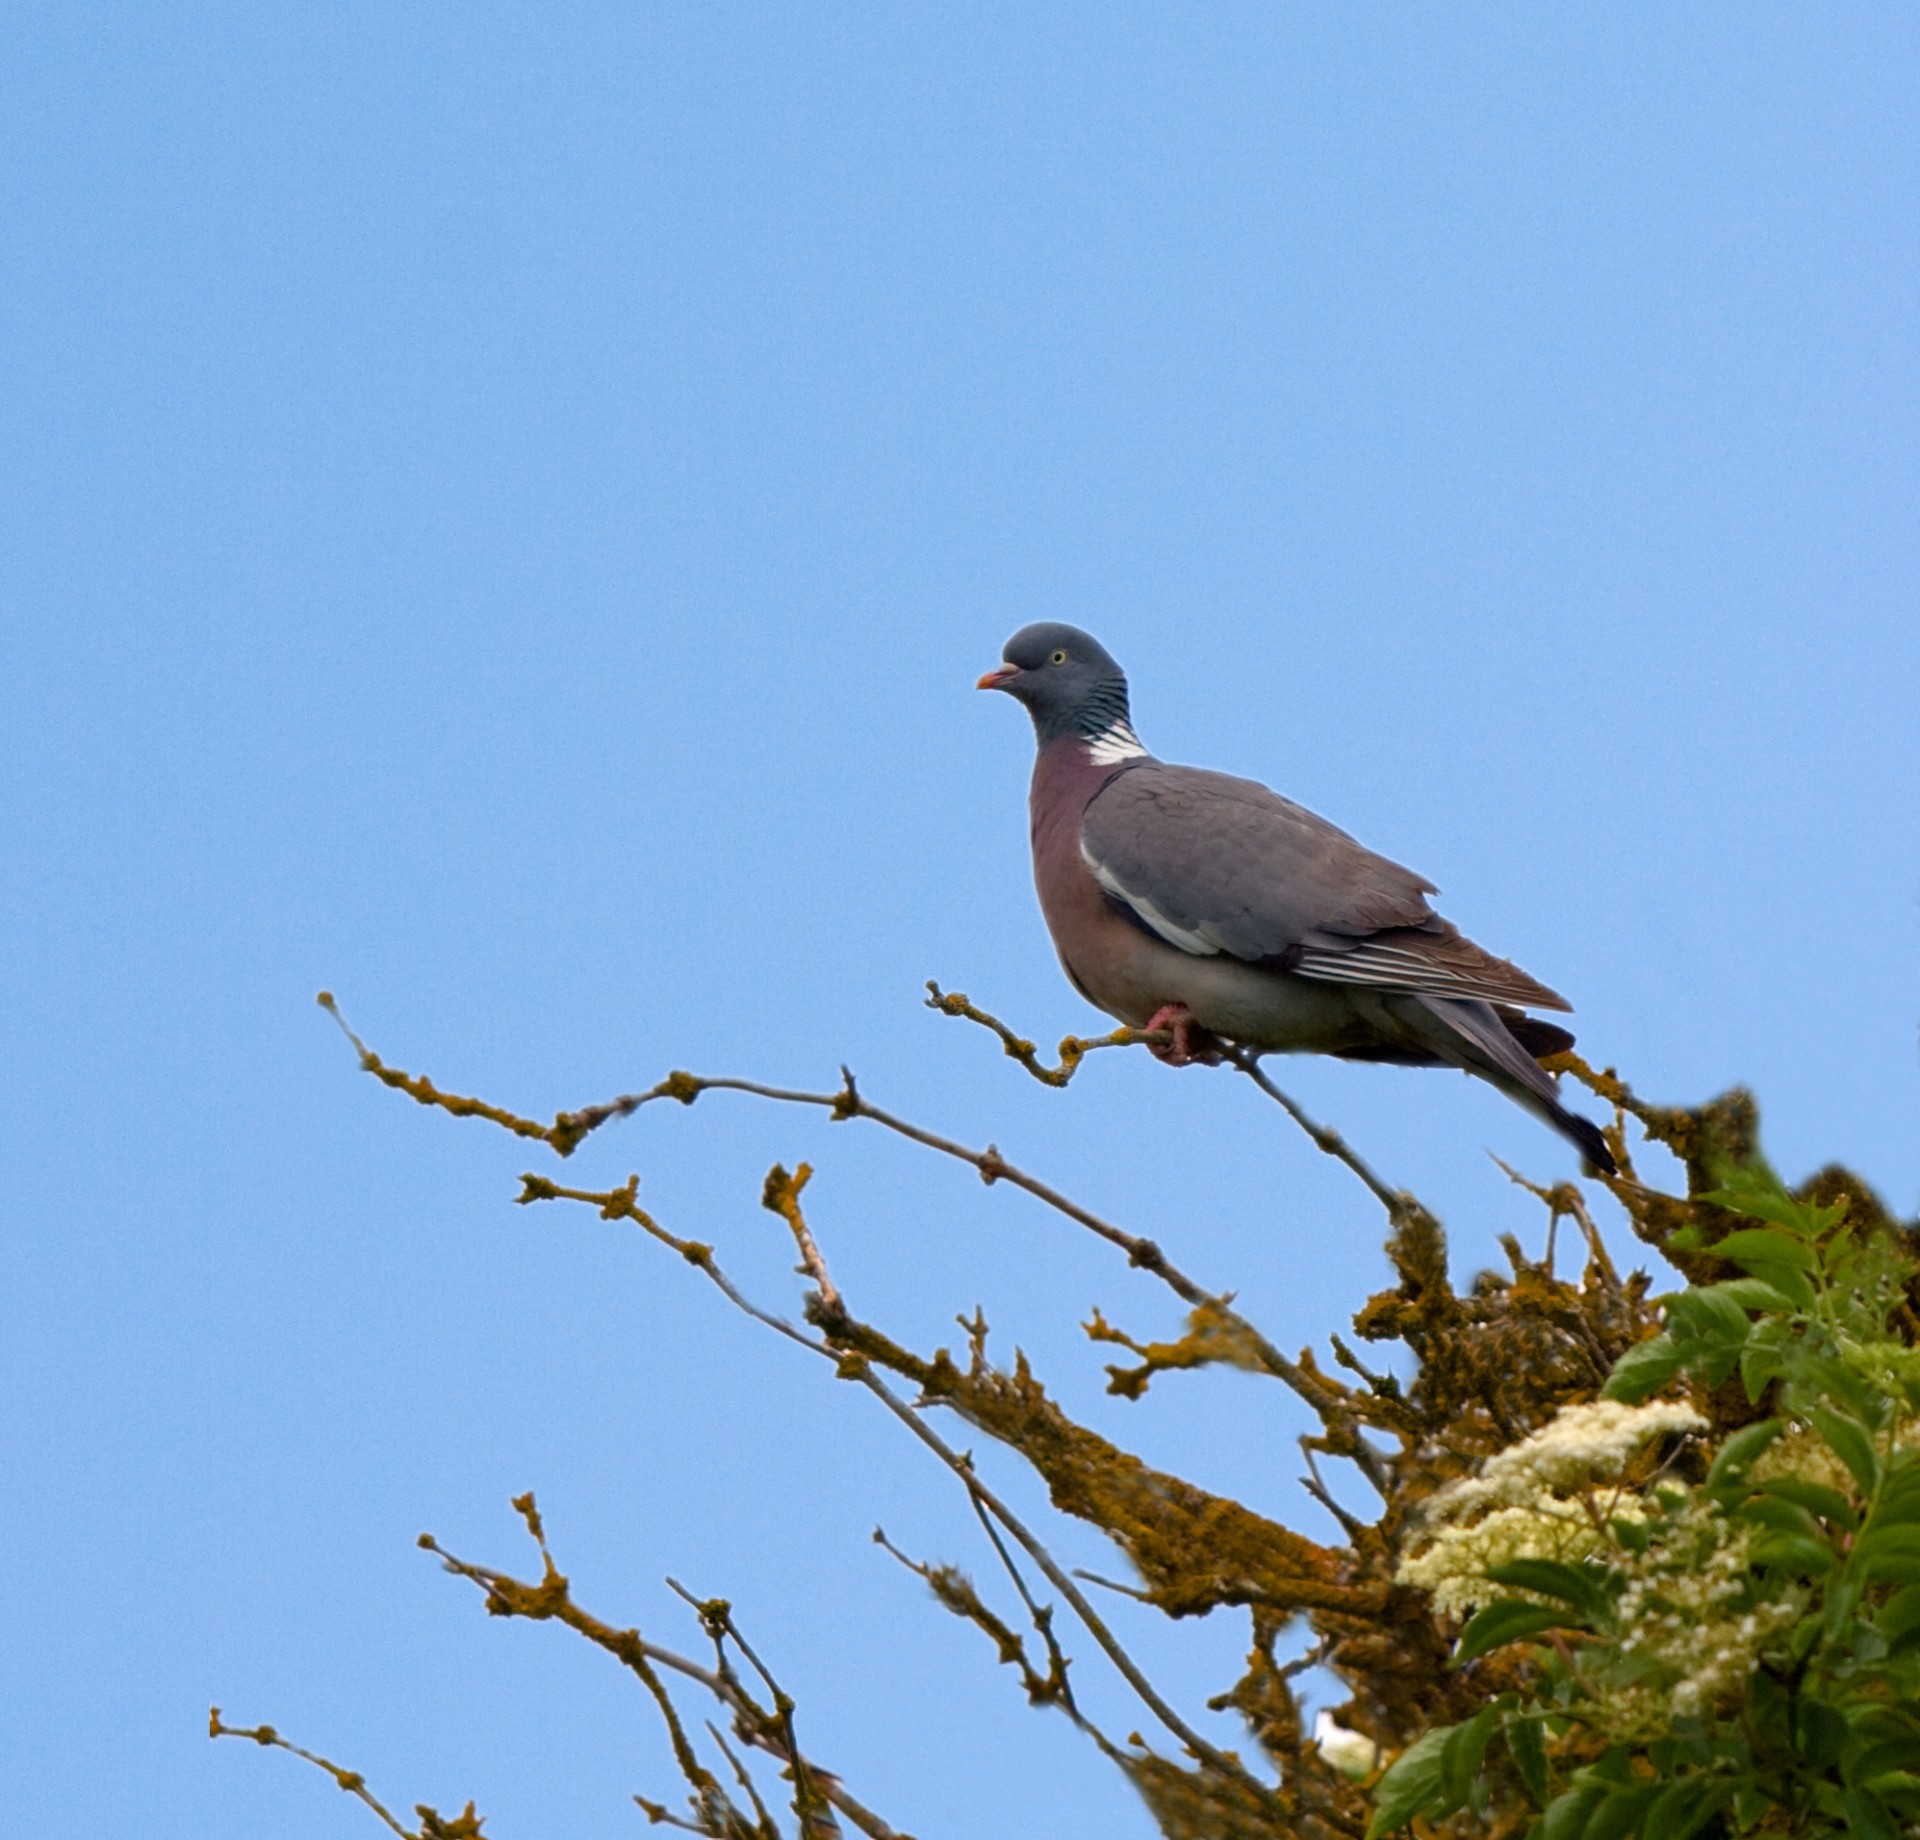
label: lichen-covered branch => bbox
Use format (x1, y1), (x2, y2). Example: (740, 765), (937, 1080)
(270, 988), (1917, 1840)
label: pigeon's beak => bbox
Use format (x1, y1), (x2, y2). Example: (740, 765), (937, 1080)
(976, 663), (1020, 692)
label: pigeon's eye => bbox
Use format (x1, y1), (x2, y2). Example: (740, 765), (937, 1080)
(1049, 648), (1069, 665)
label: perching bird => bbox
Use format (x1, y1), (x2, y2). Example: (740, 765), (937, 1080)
(978, 622), (1615, 1173)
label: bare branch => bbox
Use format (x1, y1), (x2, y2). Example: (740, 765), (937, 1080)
(1299, 1444), (1369, 1544)
(422, 1500), (905, 1840)
(669, 1583), (839, 1840)
(1216, 1046), (1418, 1226)
(208, 1709), (475, 1839)
(762, 1163), (839, 1314)
(835, 1353), (1286, 1816)
(872, 1526), (1082, 1724)
(922, 982), (1168, 1085)
(515, 1171), (1288, 1814)
(920, 982), (1422, 1230)
(324, 993), (1391, 1488)
(318, 992), (556, 1148)
(1072, 1569), (1154, 1603)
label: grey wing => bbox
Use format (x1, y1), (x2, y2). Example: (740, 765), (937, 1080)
(1080, 762), (1571, 1012)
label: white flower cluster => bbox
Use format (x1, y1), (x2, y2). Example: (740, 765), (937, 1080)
(1748, 1421), (1854, 1496)
(1600, 1498), (1803, 1739)
(1395, 1399), (1706, 1619)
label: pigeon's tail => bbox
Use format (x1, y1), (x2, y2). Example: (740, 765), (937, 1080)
(1405, 994), (1618, 1176)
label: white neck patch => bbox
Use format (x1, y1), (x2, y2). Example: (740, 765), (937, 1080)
(1083, 719), (1148, 765)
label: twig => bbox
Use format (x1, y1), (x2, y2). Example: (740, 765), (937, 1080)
(666, 1581), (837, 1838)
(1216, 1045), (1415, 1226)
(318, 992), (556, 1148)
(516, 1172), (827, 1364)
(763, 1163), (839, 1313)
(962, 1483), (1083, 1720)
(424, 1496), (902, 1840)
(1276, 1630), (1340, 1684)
(208, 1709), (441, 1839)
(1491, 1155), (1619, 1286)
(629, 1797), (718, 1835)
(922, 982), (1168, 1085)
(845, 1354), (1285, 1816)
(872, 1526), (1095, 1736)
(688, 1116), (1384, 1483)
(705, 1721), (784, 1838)
(1299, 1444), (1369, 1543)
(921, 982), (1420, 1228)
(1072, 1569), (1154, 1603)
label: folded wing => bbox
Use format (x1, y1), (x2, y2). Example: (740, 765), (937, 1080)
(1080, 762), (1570, 1012)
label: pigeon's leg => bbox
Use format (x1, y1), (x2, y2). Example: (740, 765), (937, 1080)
(1142, 1003), (1223, 1067)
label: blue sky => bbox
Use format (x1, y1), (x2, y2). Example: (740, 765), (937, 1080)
(3, 7), (1915, 1837)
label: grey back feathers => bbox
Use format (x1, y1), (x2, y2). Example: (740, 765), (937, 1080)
(1083, 765), (1570, 1012)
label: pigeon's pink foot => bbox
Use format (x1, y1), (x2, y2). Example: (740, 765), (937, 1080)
(1142, 1003), (1223, 1067)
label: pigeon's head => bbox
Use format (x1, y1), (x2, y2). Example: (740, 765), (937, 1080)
(977, 623), (1140, 753)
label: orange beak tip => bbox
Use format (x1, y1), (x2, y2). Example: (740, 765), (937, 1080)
(977, 665), (1018, 692)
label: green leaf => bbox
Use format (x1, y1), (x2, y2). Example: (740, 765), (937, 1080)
(1856, 1525), (1920, 1560)
(1809, 1407), (1880, 1496)
(1877, 1582), (1920, 1651)
(1642, 1776), (1733, 1840)
(1706, 1227), (1818, 1271)
(1540, 1783), (1606, 1840)
(1485, 1557), (1609, 1619)
(1505, 1714), (1551, 1809)
(1700, 1169), (1841, 1238)
(1706, 1417), (1786, 1485)
(1454, 1600), (1573, 1665)
(1822, 1576), (1865, 1646)
(1664, 1288), (1754, 1385)
(1706, 1276), (1801, 1314)
(1745, 1666), (1786, 1732)
(1864, 1772), (1920, 1816)
(1603, 1335), (1688, 1404)
(1852, 1526), (1920, 1585)
(1364, 1724), (1450, 1837)
(1749, 1532), (1837, 1576)
(1851, 1738), (1920, 1786)
(1841, 1787), (1900, 1840)
(1845, 1705), (1916, 1743)
(1753, 1477), (1858, 1528)
(1868, 1458), (1920, 1529)
(1438, 1701), (1502, 1809)
(1796, 1355), (1877, 1419)
(1731, 1783), (1771, 1830)
(1670, 1285), (1757, 1347)
(1796, 1698), (1847, 1768)
(1740, 1320), (1792, 1403)
(1735, 1496), (1823, 1540)
(1584, 1782), (1658, 1840)
(1735, 1267), (1804, 1313)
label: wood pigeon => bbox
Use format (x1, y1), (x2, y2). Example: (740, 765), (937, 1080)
(979, 622), (1616, 1173)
